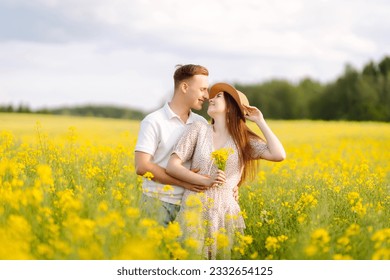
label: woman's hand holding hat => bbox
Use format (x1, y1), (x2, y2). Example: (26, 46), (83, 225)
(243, 104), (264, 123)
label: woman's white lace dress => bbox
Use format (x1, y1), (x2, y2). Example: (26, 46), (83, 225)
(173, 122), (268, 259)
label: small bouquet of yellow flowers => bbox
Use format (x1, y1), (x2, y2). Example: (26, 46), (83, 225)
(211, 147), (234, 171)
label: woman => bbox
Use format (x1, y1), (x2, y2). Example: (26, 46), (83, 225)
(166, 83), (286, 259)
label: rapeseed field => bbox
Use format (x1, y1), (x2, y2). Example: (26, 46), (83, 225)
(0, 113), (389, 259)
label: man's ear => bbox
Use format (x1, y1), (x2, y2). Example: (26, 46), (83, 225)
(180, 81), (188, 93)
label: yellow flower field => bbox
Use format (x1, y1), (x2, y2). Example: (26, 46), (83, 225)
(0, 113), (389, 259)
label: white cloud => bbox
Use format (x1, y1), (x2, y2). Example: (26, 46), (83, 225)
(0, 41), (176, 110)
(0, 0), (389, 111)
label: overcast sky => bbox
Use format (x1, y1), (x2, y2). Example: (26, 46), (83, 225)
(0, 0), (389, 112)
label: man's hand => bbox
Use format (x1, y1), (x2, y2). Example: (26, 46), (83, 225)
(183, 182), (208, 192)
(191, 168), (200, 173)
(233, 185), (239, 201)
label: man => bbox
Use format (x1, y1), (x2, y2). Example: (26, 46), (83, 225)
(135, 64), (210, 226)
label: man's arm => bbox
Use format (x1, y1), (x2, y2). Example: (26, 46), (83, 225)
(135, 151), (208, 192)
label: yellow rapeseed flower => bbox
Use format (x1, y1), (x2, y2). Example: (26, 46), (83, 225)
(185, 237), (200, 249)
(311, 228), (330, 244)
(114, 239), (158, 260)
(234, 232), (254, 255)
(351, 200), (367, 217)
(250, 251), (259, 259)
(36, 244), (54, 259)
(126, 207), (140, 218)
(337, 236), (350, 247)
(305, 245), (318, 257)
(371, 228), (390, 250)
(56, 189), (81, 212)
(333, 254), (353, 260)
(143, 171), (154, 180)
(162, 184), (174, 192)
(63, 215), (96, 240)
(78, 243), (104, 260)
(211, 148), (234, 171)
(163, 221), (182, 240)
(372, 248), (390, 260)
(1, 115), (389, 260)
(205, 237), (214, 246)
(183, 211), (201, 227)
(297, 214), (307, 224)
(265, 236), (280, 252)
(98, 201), (109, 212)
(216, 231), (230, 249)
(167, 242), (189, 260)
(346, 224), (361, 236)
(36, 164), (54, 186)
(185, 193), (203, 208)
(347, 192), (360, 205)
(277, 235), (288, 242)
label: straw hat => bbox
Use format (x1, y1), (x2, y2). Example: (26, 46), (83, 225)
(209, 83), (249, 115)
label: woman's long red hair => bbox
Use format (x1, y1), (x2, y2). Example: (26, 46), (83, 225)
(212, 92), (263, 185)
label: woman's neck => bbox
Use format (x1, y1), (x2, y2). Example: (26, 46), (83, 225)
(212, 116), (229, 135)
(212, 117), (230, 150)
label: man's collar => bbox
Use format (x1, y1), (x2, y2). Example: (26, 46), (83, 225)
(164, 102), (195, 124)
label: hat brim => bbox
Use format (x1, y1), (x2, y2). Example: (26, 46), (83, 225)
(209, 83), (249, 115)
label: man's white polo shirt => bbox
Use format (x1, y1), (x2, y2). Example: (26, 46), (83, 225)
(135, 102), (207, 205)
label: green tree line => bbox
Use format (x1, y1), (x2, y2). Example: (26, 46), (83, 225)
(0, 104), (146, 120)
(1, 56), (389, 121)
(234, 56), (390, 121)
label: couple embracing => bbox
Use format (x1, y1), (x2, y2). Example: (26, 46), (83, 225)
(135, 64), (285, 259)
